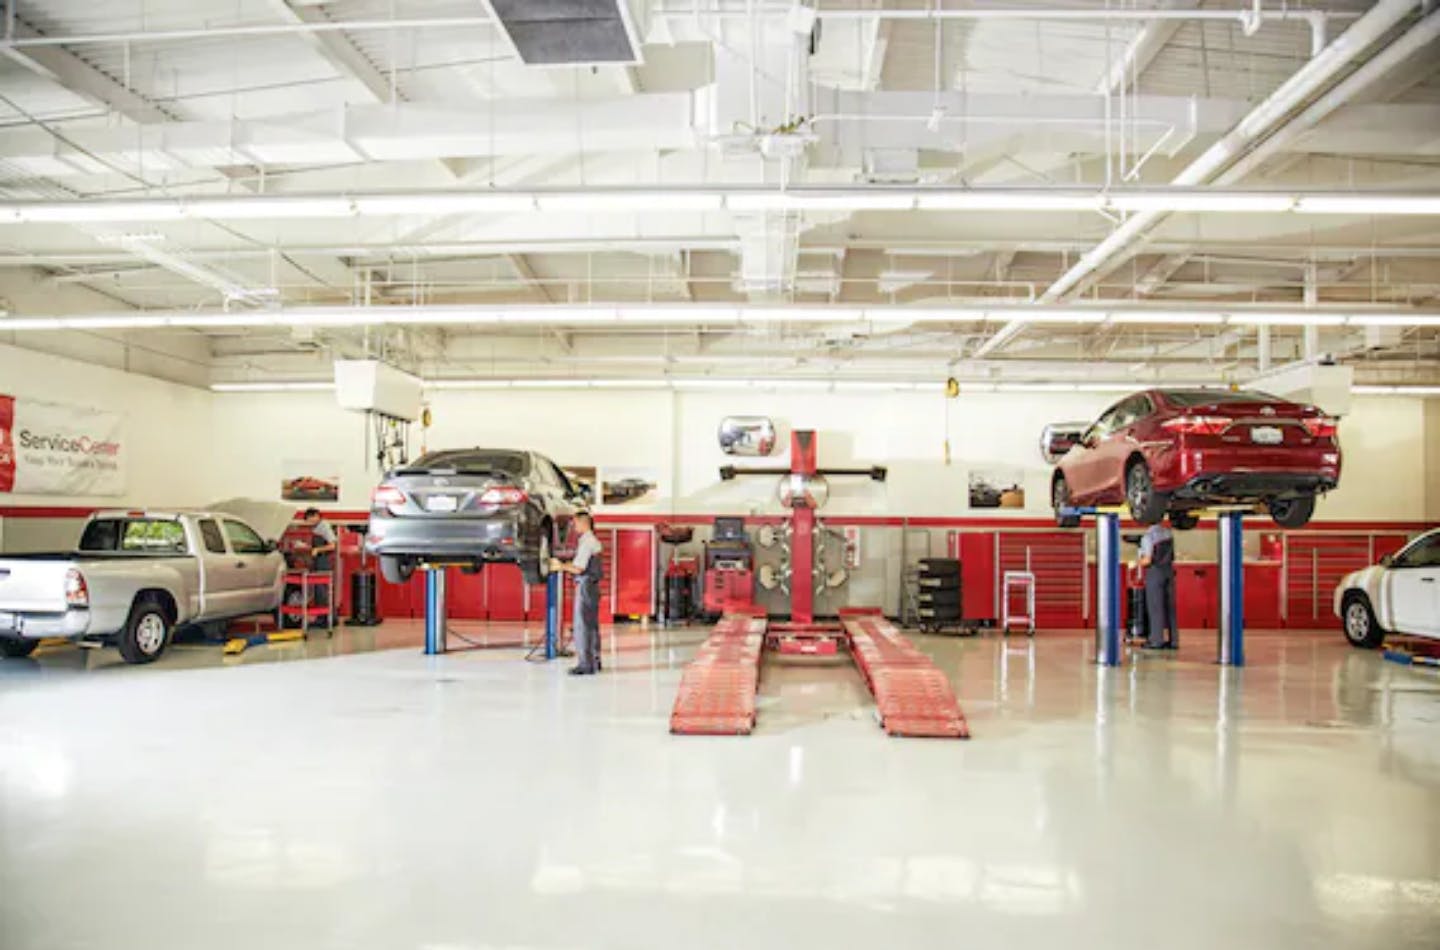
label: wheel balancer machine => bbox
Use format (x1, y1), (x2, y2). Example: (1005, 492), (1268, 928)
(670, 430), (969, 738)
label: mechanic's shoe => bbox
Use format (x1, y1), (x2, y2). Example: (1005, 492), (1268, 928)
(568, 667), (593, 676)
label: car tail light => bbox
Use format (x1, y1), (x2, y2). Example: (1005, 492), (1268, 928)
(64, 568), (89, 608)
(1161, 415), (1230, 436)
(479, 487), (528, 506)
(371, 485), (406, 509)
(1301, 416), (1338, 439)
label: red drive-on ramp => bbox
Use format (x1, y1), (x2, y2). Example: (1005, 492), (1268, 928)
(670, 608), (968, 739)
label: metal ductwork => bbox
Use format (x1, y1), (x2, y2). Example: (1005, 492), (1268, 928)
(488, 0), (640, 65)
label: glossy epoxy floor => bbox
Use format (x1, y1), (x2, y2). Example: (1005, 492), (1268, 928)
(2, 626), (1438, 950)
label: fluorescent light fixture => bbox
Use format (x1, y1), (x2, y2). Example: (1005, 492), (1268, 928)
(1109, 193), (1294, 213)
(537, 192), (723, 212)
(1227, 313), (1347, 327)
(725, 193), (915, 212)
(1108, 311), (1226, 325)
(352, 193), (537, 215)
(1352, 385), (1440, 396)
(210, 381), (335, 392)
(916, 192), (1104, 212)
(1347, 314), (1440, 327)
(185, 197), (355, 220)
(620, 306), (740, 323)
(739, 307), (864, 323)
(1294, 196), (1440, 216)
(18, 201), (184, 223)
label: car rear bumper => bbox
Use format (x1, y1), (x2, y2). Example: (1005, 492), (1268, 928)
(0, 608), (91, 640)
(363, 512), (540, 562)
(1171, 470), (1338, 503)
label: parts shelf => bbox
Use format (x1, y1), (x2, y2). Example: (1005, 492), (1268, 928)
(282, 570), (335, 635)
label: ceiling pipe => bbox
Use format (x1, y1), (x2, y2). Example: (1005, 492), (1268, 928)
(973, 0), (1427, 359)
(0, 6), (1353, 50)
(1070, 5), (1440, 304)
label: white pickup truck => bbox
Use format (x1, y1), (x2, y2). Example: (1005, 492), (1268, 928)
(0, 511), (286, 664)
(1336, 527), (1440, 647)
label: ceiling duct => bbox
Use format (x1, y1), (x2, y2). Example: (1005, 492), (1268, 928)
(488, 0), (640, 65)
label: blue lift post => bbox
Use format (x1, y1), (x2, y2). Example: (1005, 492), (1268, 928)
(1093, 511), (1123, 667)
(424, 567), (447, 655)
(1216, 510), (1245, 667)
(544, 572), (562, 661)
(1062, 506), (1123, 667)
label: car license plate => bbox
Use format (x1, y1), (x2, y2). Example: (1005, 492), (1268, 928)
(425, 495), (459, 513)
(1251, 426), (1283, 445)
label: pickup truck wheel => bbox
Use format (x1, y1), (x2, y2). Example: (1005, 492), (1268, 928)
(521, 529), (552, 586)
(0, 637), (39, 659)
(118, 597), (171, 664)
(1269, 495), (1316, 529)
(1125, 460), (1166, 525)
(1341, 593), (1385, 649)
(379, 555), (415, 585)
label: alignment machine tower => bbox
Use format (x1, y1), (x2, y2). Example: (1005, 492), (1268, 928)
(672, 430), (970, 739)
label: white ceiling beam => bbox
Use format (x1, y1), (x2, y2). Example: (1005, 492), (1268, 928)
(0, 20), (177, 124)
(1094, 1), (1196, 97)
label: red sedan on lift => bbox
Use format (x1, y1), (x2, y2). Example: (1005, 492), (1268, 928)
(1049, 388), (1341, 529)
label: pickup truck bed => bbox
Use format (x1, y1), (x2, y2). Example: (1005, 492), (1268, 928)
(0, 511), (287, 664)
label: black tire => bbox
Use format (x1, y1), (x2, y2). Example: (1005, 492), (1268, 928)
(1170, 511), (1199, 531)
(1125, 460), (1166, 525)
(1269, 495), (1316, 529)
(521, 525), (553, 586)
(118, 596), (171, 665)
(917, 575), (960, 591)
(380, 555), (415, 585)
(1341, 592), (1385, 649)
(1053, 475), (1080, 528)
(0, 637), (39, 659)
(919, 588), (961, 608)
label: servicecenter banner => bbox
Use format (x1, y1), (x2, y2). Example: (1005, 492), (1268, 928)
(0, 393), (126, 496)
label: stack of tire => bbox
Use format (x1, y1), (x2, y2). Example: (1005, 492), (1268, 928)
(916, 557), (962, 633)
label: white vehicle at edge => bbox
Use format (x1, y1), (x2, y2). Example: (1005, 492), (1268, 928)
(1335, 527), (1440, 647)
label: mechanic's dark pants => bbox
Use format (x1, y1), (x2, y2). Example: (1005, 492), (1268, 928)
(573, 577), (602, 671)
(1145, 567), (1178, 647)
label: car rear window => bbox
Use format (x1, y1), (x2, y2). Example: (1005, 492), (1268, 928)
(1162, 389), (1283, 407)
(398, 450), (530, 477)
(80, 519), (188, 554)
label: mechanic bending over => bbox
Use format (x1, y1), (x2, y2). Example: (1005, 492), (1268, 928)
(1139, 517), (1179, 651)
(301, 507), (336, 572)
(550, 512), (604, 676)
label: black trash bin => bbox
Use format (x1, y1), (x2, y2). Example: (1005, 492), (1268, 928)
(1126, 587), (1148, 642)
(350, 570), (381, 626)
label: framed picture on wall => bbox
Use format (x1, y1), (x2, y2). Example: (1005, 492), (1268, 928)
(600, 467), (662, 507)
(968, 468), (1025, 509)
(281, 460), (340, 503)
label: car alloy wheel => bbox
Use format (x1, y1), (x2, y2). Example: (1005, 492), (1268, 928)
(1345, 601), (1370, 642)
(135, 613), (166, 655)
(1127, 466), (1151, 513)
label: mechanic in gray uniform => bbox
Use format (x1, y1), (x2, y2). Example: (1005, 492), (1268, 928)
(550, 512), (604, 675)
(1139, 517), (1179, 650)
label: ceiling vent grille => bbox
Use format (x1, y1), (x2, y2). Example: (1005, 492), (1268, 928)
(489, 0), (640, 65)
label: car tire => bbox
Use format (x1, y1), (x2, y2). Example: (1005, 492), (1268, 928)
(0, 637), (39, 659)
(1053, 475), (1080, 528)
(1170, 511), (1199, 531)
(521, 526), (553, 586)
(1125, 460), (1166, 525)
(380, 555), (415, 585)
(1341, 592), (1385, 649)
(1269, 495), (1316, 529)
(118, 595), (171, 665)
